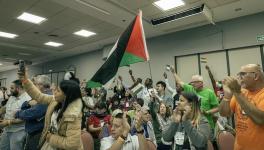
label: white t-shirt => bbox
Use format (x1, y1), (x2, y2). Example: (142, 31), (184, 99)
(100, 134), (139, 150)
(50, 110), (60, 133)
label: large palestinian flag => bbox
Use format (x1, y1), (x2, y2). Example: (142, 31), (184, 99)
(87, 11), (149, 88)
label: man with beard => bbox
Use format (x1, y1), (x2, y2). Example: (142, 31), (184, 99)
(0, 80), (31, 150)
(14, 75), (50, 150)
(137, 78), (153, 106)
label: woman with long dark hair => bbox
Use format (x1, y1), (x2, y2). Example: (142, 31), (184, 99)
(19, 72), (83, 150)
(162, 92), (211, 150)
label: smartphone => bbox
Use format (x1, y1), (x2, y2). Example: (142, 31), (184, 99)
(14, 60), (25, 75)
(165, 64), (170, 71)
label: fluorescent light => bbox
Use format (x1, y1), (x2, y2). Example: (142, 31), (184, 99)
(17, 12), (47, 24)
(74, 29), (96, 37)
(4, 57), (17, 61)
(153, 0), (185, 11)
(18, 52), (32, 56)
(44, 41), (63, 47)
(0, 31), (18, 39)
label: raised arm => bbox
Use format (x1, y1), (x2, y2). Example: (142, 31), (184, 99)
(219, 84), (233, 117)
(205, 65), (217, 94)
(129, 69), (136, 83)
(18, 70), (53, 104)
(163, 72), (176, 95)
(170, 66), (184, 87)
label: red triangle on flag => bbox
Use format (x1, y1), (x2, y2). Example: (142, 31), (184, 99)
(125, 12), (149, 61)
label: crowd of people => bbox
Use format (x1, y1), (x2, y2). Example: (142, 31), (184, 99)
(0, 63), (263, 150)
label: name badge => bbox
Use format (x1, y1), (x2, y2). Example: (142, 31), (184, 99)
(175, 132), (185, 145)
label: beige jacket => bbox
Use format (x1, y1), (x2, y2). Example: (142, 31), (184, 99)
(23, 80), (83, 150)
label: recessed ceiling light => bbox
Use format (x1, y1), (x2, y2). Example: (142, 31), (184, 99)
(4, 57), (17, 61)
(44, 41), (63, 47)
(18, 52), (32, 56)
(0, 63), (3, 66)
(74, 29), (96, 37)
(0, 31), (18, 39)
(17, 12), (47, 24)
(153, 0), (185, 11)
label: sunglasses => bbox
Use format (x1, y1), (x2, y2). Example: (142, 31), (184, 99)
(237, 72), (256, 78)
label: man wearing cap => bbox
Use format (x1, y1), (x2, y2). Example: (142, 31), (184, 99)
(170, 67), (219, 130)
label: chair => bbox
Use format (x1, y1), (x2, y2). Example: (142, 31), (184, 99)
(81, 130), (94, 150)
(207, 140), (214, 150)
(217, 131), (235, 150)
(215, 120), (235, 150)
(147, 140), (157, 150)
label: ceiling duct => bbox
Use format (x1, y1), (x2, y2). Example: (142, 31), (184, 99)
(151, 4), (214, 32)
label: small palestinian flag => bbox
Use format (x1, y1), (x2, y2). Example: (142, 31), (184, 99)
(87, 11), (149, 88)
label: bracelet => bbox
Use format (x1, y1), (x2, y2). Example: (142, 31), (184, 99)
(223, 98), (230, 102)
(136, 129), (144, 134)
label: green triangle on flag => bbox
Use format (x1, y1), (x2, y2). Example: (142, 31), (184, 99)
(119, 52), (145, 67)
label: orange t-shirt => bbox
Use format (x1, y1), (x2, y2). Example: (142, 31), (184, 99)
(230, 88), (264, 150)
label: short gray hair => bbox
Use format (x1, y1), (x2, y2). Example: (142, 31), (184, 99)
(36, 75), (51, 88)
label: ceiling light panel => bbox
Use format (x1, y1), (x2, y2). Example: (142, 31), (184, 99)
(44, 41), (63, 47)
(0, 31), (18, 39)
(153, 0), (185, 11)
(74, 29), (96, 37)
(17, 12), (47, 24)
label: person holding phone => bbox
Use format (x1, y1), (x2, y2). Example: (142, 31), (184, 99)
(17, 69), (83, 150)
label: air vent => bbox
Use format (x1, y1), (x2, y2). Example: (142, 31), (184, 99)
(151, 5), (205, 25)
(151, 4), (214, 32)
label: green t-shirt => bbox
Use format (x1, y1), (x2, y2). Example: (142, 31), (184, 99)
(127, 110), (136, 120)
(183, 84), (219, 128)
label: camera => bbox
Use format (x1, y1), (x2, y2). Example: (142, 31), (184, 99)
(14, 60), (32, 75)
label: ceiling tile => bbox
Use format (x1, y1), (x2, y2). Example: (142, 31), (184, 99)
(27, 0), (66, 17)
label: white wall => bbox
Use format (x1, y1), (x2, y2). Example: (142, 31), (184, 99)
(0, 66), (42, 88)
(1, 12), (264, 88)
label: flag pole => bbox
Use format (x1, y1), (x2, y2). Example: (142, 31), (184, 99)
(148, 61), (153, 80)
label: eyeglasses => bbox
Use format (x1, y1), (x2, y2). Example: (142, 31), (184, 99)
(190, 81), (202, 84)
(237, 72), (256, 78)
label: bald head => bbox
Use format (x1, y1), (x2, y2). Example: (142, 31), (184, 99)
(241, 64), (262, 73)
(191, 75), (203, 82)
(239, 64), (264, 91)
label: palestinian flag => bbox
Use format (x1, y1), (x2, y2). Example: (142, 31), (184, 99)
(87, 11), (149, 88)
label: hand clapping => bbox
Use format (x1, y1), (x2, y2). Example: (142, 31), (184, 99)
(224, 76), (241, 94)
